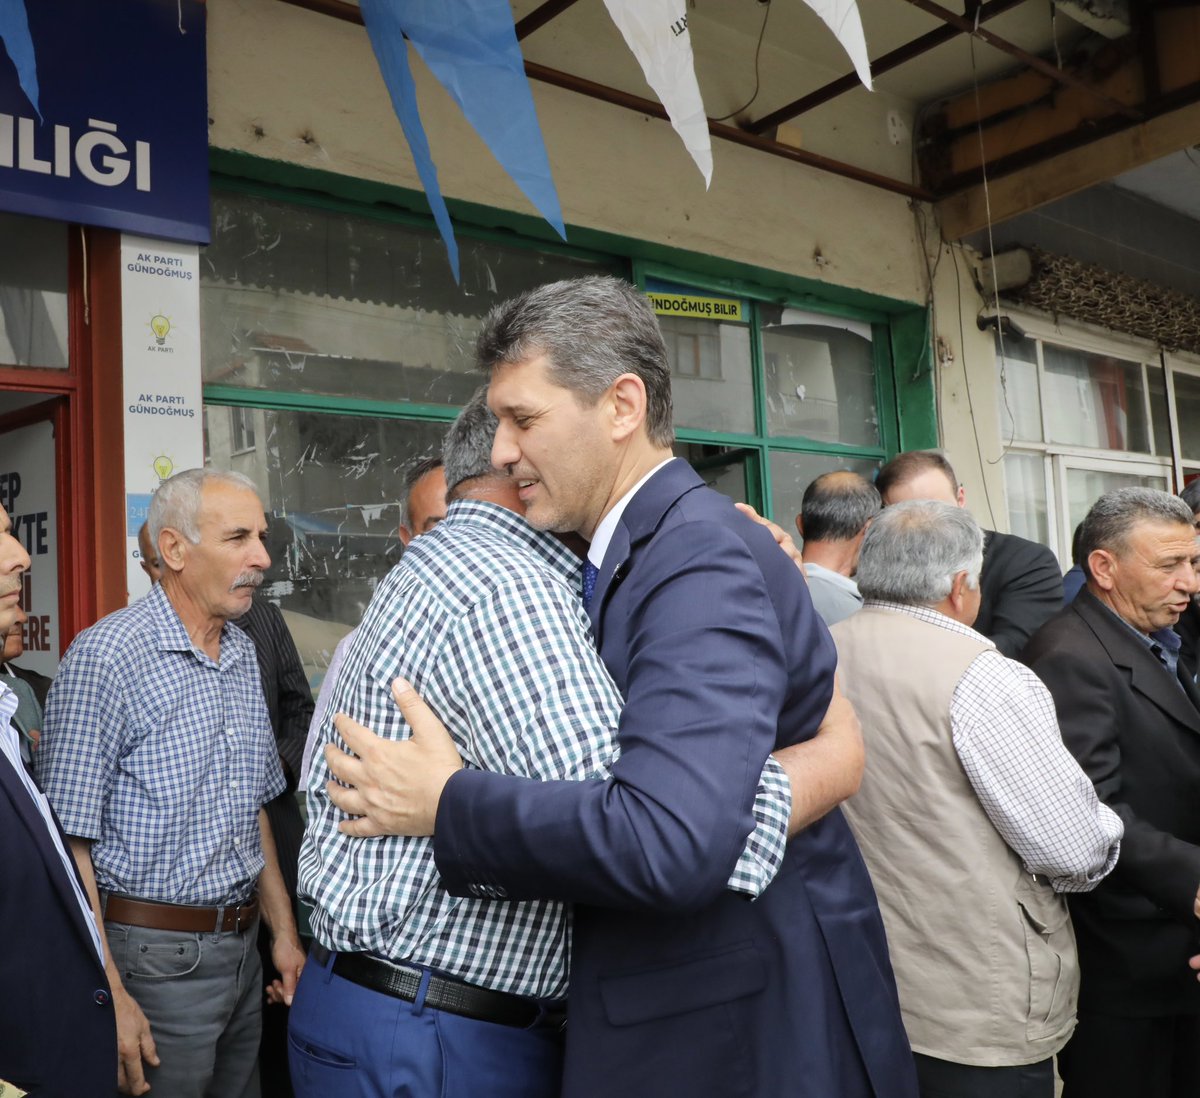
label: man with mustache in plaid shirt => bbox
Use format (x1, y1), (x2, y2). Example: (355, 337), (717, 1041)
(39, 468), (306, 1098)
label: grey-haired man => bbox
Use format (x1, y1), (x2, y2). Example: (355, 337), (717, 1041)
(835, 499), (1120, 1098)
(39, 468), (305, 1098)
(1024, 487), (1200, 1098)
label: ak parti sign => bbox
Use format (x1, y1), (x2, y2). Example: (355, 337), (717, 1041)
(0, 0), (209, 244)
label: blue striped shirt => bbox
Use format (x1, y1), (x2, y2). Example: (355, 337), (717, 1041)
(300, 500), (791, 999)
(38, 584), (285, 905)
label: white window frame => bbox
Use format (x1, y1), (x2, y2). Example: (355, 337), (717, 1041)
(995, 312), (1180, 565)
(1163, 350), (1200, 488)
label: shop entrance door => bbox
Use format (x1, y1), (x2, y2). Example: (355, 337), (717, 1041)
(0, 396), (68, 674)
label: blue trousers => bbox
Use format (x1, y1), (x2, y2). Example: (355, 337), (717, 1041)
(288, 948), (564, 1098)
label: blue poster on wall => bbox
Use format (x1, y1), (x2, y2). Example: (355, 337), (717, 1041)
(0, 0), (209, 243)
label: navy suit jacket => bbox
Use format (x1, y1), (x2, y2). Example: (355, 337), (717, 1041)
(434, 461), (916, 1097)
(0, 756), (116, 1096)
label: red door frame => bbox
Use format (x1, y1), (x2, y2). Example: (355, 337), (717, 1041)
(0, 225), (127, 653)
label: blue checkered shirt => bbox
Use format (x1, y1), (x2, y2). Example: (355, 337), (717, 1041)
(300, 500), (791, 999)
(37, 584), (286, 905)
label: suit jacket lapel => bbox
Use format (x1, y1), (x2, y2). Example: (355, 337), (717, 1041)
(589, 521), (630, 645)
(1075, 590), (1200, 734)
(588, 459), (705, 644)
(0, 755), (105, 971)
(1177, 659), (1200, 716)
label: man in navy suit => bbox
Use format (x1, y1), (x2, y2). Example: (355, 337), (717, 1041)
(325, 277), (917, 1097)
(0, 501), (116, 1097)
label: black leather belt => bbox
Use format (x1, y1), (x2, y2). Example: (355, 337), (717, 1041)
(312, 944), (566, 1031)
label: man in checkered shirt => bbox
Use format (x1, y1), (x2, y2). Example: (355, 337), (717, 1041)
(291, 390), (805, 1098)
(38, 468), (306, 1098)
(833, 499), (1122, 1098)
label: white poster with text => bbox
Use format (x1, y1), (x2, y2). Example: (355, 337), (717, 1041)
(121, 235), (204, 603)
(0, 420), (60, 676)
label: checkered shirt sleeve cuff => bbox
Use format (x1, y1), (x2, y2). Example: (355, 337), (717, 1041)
(726, 754), (791, 897)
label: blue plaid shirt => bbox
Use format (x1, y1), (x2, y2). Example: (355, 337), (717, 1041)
(38, 584), (285, 905)
(300, 501), (791, 999)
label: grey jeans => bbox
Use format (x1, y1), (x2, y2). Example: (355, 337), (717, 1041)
(106, 919), (263, 1098)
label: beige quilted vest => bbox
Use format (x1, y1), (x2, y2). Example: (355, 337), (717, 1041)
(833, 607), (1079, 1067)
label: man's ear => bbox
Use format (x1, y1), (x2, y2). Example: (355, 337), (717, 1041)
(794, 514), (805, 539)
(1087, 548), (1118, 591)
(955, 485), (967, 508)
(948, 569), (970, 611)
(158, 528), (189, 575)
(608, 373), (648, 442)
(398, 525), (414, 548)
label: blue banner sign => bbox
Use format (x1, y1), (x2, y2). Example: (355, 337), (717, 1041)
(0, 0), (209, 243)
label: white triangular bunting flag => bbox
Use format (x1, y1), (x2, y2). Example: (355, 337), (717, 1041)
(603, 0), (713, 187)
(801, 0), (873, 91)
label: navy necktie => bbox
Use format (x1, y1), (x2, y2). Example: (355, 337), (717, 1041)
(582, 561), (600, 609)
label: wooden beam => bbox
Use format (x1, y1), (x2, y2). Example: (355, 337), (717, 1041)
(747, 0), (1028, 134)
(903, 0), (1142, 120)
(273, 0), (931, 200)
(937, 96), (1200, 238)
(515, 0), (583, 41)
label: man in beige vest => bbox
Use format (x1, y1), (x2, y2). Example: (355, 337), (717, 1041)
(834, 499), (1122, 1098)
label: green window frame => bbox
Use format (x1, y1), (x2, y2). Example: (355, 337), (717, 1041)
(202, 150), (936, 523)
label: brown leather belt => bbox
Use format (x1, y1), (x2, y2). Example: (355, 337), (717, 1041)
(103, 893), (260, 934)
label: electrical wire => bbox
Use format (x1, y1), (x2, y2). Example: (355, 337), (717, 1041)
(949, 242), (999, 527)
(710, 2), (772, 123)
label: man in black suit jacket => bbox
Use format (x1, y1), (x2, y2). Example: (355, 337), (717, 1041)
(1023, 487), (1200, 1098)
(0, 502), (116, 1097)
(877, 450), (1063, 657)
(233, 596), (315, 1098)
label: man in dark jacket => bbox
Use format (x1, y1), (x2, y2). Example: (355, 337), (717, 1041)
(876, 450), (1063, 657)
(0, 500), (116, 1097)
(1023, 487), (1200, 1098)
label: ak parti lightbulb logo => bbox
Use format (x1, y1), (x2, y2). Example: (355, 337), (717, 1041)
(149, 313), (172, 346)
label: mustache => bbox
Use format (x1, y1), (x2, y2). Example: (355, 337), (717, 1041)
(230, 571), (264, 592)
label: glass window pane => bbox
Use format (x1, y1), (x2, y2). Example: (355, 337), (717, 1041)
(0, 212), (68, 369)
(1173, 372), (1200, 462)
(673, 442), (753, 503)
(1042, 343), (1149, 452)
(1002, 451), (1048, 545)
(1148, 367), (1172, 458)
(660, 316), (755, 435)
(204, 404), (448, 687)
(201, 192), (623, 403)
(995, 333), (1041, 442)
(769, 451), (880, 536)
(1065, 466), (1168, 539)
(761, 306), (879, 447)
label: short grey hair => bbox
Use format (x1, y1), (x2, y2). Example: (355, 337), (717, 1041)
(398, 455), (444, 531)
(801, 471), (881, 542)
(856, 500), (984, 605)
(1079, 487), (1195, 578)
(475, 276), (675, 447)
(148, 468), (259, 546)
(443, 388), (499, 496)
